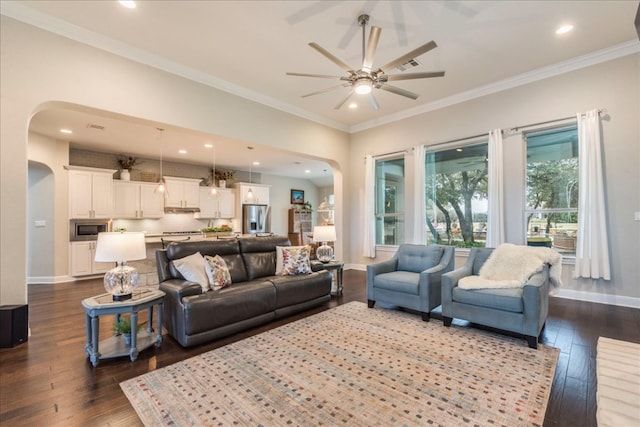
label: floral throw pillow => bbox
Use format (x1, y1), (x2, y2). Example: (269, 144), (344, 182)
(281, 246), (312, 276)
(204, 255), (232, 290)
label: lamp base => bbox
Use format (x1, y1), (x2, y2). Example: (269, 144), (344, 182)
(112, 293), (132, 302)
(316, 243), (334, 263)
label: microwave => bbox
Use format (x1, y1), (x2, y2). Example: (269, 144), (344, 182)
(70, 220), (111, 241)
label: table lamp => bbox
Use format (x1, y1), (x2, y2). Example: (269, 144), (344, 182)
(313, 225), (336, 263)
(94, 232), (147, 301)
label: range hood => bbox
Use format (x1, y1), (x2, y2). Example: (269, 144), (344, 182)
(164, 207), (201, 214)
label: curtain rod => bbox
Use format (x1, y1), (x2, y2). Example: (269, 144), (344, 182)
(367, 149), (408, 159)
(423, 131), (489, 151)
(509, 108), (606, 133)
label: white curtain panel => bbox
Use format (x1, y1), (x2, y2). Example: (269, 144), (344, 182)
(486, 129), (505, 248)
(412, 145), (427, 244)
(574, 110), (611, 280)
(363, 155), (376, 258)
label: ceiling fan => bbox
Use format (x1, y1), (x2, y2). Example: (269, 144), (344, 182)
(287, 14), (445, 110)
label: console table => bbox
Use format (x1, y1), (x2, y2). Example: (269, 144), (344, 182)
(82, 289), (164, 367)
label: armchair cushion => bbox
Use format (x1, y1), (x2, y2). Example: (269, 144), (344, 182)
(452, 287), (524, 313)
(397, 245), (444, 273)
(373, 271), (420, 295)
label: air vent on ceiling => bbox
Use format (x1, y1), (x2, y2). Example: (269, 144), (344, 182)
(395, 58), (420, 72)
(86, 123), (105, 130)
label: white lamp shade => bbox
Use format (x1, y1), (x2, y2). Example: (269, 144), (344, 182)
(313, 226), (336, 243)
(94, 232), (147, 262)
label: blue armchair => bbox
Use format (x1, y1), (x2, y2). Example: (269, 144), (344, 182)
(366, 244), (455, 321)
(441, 247), (550, 349)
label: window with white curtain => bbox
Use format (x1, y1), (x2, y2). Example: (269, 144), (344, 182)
(425, 141), (488, 248)
(525, 125), (579, 255)
(375, 157), (405, 245)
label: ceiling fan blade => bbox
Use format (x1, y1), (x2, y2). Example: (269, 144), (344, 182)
(301, 84), (350, 98)
(287, 72), (345, 79)
(377, 40), (438, 73)
(386, 71), (445, 81)
(334, 91), (354, 110)
(362, 26), (381, 71)
(309, 43), (354, 74)
(378, 84), (419, 100)
(368, 93), (380, 110)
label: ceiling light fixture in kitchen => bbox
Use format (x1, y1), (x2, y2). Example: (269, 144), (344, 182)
(246, 147), (255, 200)
(154, 128), (168, 198)
(210, 144), (217, 195)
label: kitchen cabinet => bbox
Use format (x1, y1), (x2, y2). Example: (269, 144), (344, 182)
(113, 181), (164, 219)
(288, 208), (313, 246)
(236, 182), (270, 205)
(70, 241), (112, 277)
(199, 187), (235, 218)
(164, 176), (200, 209)
(69, 167), (116, 219)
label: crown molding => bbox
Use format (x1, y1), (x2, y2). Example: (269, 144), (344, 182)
(0, 2), (350, 133)
(350, 40), (640, 133)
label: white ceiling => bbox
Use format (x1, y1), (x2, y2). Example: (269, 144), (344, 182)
(4, 0), (639, 185)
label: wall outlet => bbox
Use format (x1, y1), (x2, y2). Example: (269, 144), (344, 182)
(34, 220), (46, 227)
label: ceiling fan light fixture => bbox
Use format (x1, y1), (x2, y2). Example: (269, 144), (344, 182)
(355, 80), (372, 95)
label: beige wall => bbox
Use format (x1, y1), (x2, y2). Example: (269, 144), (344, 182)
(350, 54), (640, 301)
(0, 17), (350, 305)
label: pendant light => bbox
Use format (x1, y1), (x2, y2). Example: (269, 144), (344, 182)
(246, 147), (254, 200)
(154, 128), (168, 198)
(210, 144), (217, 195)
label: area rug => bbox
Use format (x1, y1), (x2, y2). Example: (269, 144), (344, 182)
(596, 336), (640, 427)
(121, 302), (559, 426)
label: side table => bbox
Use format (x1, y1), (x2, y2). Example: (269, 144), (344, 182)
(321, 261), (345, 296)
(82, 289), (164, 367)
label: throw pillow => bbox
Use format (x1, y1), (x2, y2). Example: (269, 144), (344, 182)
(171, 252), (209, 292)
(276, 245), (306, 275)
(281, 246), (312, 276)
(204, 255), (232, 290)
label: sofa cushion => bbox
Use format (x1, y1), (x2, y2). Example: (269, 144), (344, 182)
(281, 246), (312, 275)
(397, 245), (444, 273)
(166, 240), (248, 283)
(182, 281), (276, 335)
(204, 255), (232, 290)
(239, 236), (290, 280)
(373, 271), (420, 295)
(270, 270), (331, 308)
(452, 286), (524, 313)
(171, 252), (209, 292)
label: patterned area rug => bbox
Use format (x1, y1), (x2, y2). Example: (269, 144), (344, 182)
(121, 302), (559, 426)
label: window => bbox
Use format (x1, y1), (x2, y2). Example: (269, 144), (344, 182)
(375, 157), (404, 245)
(525, 125), (578, 255)
(425, 141), (488, 248)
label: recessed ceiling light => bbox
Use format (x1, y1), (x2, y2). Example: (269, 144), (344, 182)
(119, 1), (136, 9)
(60, 128), (72, 134)
(252, 161), (260, 166)
(304, 169), (311, 174)
(556, 24), (574, 35)
(204, 143), (213, 148)
(456, 148), (463, 152)
(178, 149), (187, 154)
(348, 103), (358, 109)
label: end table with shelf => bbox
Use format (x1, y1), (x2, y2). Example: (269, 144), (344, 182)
(81, 289), (164, 367)
(313, 260), (344, 296)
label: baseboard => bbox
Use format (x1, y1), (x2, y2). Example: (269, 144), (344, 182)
(553, 288), (640, 309)
(28, 275), (74, 284)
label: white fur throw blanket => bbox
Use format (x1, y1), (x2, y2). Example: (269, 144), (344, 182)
(459, 243), (562, 290)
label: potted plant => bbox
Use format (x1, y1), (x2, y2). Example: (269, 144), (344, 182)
(114, 315), (141, 347)
(214, 170), (235, 188)
(201, 224), (234, 238)
(117, 156), (141, 181)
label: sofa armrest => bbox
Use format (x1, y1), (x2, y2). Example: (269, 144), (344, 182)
(159, 278), (203, 302)
(522, 264), (550, 336)
(441, 266), (472, 317)
(366, 258), (398, 298)
(310, 260), (325, 272)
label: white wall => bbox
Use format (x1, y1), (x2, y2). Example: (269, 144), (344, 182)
(0, 17), (350, 305)
(350, 54), (640, 301)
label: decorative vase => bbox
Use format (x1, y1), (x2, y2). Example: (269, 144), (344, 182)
(123, 332), (132, 347)
(218, 180), (226, 188)
(120, 170), (131, 181)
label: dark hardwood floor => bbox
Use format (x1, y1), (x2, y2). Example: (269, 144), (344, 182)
(1, 270), (638, 426)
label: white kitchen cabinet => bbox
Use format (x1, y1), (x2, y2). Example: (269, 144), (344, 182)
(164, 176), (201, 209)
(113, 181), (164, 219)
(236, 182), (270, 205)
(69, 167), (116, 219)
(70, 241), (112, 276)
(199, 187), (235, 218)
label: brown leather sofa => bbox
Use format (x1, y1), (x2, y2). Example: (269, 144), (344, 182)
(156, 236), (332, 347)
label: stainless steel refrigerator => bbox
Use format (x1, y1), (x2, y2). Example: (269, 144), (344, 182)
(242, 204), (270, 234)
